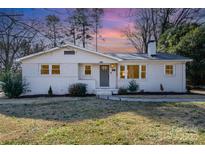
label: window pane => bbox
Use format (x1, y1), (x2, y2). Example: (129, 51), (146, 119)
(127, 65), (139, 79)
(120, 65), (125, 79)
(141, 65), (146, 79)
(41, 65), (49, 75)
(141, 65), (146, 71)
(52, 65), (60, 69)
(52, 70), (60, 74)
(52, 65), (60, 74)
(85, 65), (91, 70)
(141, 72), (146, 79)
(42, 65), (49, 69)
(85, 65), (91, 75)
(165, 65), (173, 75)
(41, 69), (49, 74)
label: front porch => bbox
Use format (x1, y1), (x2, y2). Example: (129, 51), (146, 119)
(78, 63), (119, 95)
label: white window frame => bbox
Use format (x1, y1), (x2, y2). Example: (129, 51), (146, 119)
(51, 64), (61, 75)
(40, 64), (61, 76)
(119, 64), (147, 80)
(164, 64), (175, 77)
(120, 65), (125, 79)
(127, 64), (140, 79)
(84, 65), (92, 76)
(40, 64), (50, 76)
(140, 64), (147, 80)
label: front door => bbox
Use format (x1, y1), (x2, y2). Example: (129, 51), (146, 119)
(100, 65), (109, 87)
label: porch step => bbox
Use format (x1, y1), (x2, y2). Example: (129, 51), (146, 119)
(95, 88), (118, 96)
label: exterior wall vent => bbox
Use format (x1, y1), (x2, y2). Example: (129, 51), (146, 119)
(64, 50), (75, 55)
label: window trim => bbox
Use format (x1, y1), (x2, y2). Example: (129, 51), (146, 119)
(84, 65), (92, 76)
(164, 64), (175, 76)
(51, 64), (61, 75)
(120, 65), (125, 79)
(40, 64), (61, 76)
(40, 64), (50, 75)
(140, 64), (147, 80)
(127, 65), (140, 79)
(119, 64), (147, 80)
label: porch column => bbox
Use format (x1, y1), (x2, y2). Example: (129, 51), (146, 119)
(125, 64), (127, 79)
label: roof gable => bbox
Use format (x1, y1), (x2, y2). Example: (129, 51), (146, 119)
(17, 43), (122, 62)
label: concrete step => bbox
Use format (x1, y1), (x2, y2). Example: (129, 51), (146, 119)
(95, 88), (118, 95)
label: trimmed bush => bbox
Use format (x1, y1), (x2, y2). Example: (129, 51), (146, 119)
(128, 80), (139, 92)
(0, 72), (28, 98)
(69, 83), (87, 96)
(118, 87), (128, 95)
(48, 86), (53, 96)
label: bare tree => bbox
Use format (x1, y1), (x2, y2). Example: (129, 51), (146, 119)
(64, 9), (79, 45)
(90, 8), (104, 52)
(74, 9), (93, 48)
(123, 26), (144, 51)
(125, 9), (153, 53)
(125, 8), (203, 53)
(0, 13), (38, 71)
(45, 15), (63, 47)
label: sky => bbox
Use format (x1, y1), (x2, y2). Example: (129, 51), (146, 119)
(0, 8), (136, 53)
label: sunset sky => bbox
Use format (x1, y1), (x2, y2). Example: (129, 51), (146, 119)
(0, 8), (136, 53)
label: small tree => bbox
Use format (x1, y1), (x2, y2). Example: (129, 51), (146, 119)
(0, 72), (28, 98)
(160, 84), (164, 92)
(48, 86), (53, 97)
(128, 80), (139, 92)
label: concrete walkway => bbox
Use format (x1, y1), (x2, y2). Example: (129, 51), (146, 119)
(98, 95), (205, 102)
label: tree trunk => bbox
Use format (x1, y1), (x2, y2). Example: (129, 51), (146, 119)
(95, 24), (98, 52)
(82, 24), (85, 48)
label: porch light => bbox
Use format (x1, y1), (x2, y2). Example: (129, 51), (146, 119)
(111, 63), (115, 68)
(111, 63), (116, 71)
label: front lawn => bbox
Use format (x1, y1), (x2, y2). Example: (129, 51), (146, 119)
(0, 97), (205, 144)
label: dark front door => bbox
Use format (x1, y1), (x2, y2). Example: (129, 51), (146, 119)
(100, 65), (109, 87)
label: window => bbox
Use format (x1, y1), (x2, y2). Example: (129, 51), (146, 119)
(85, 65), (91, 75)
(120, 65), (125, 79)
(64, 50), (75, 55)
(41, 65), (49, 75)
(141, 65), (146, 79)
(165, 65), (174, 76)
(52, 65), (60, 75)
(127, 65), (139, 79)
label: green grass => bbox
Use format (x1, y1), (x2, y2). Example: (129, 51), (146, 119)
(0, 97), (205, 144)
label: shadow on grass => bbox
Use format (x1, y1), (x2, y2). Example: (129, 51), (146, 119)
(0, 98), (205, 129)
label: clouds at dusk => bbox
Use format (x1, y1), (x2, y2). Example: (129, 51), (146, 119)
(0, 8), (136, 53)
(99, 8), (135, 52)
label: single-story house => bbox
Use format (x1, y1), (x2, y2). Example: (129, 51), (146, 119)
(17, 40), (192, 95)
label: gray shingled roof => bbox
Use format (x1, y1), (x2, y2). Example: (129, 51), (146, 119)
(106, 52), (191, 61)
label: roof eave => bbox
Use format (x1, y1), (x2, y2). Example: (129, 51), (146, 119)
(16, 44), (122, 62)
(119, 59), (193, 62)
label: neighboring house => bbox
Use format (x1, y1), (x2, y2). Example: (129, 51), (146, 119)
(17, 40), (192, 95)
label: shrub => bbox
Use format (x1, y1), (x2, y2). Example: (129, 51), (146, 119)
(69, 83), (87, 96)
(48, 86), (53, 96)
(118, 87), (128, 95)
(0, 72), (28, 98)
(128, 80), (139, 92)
